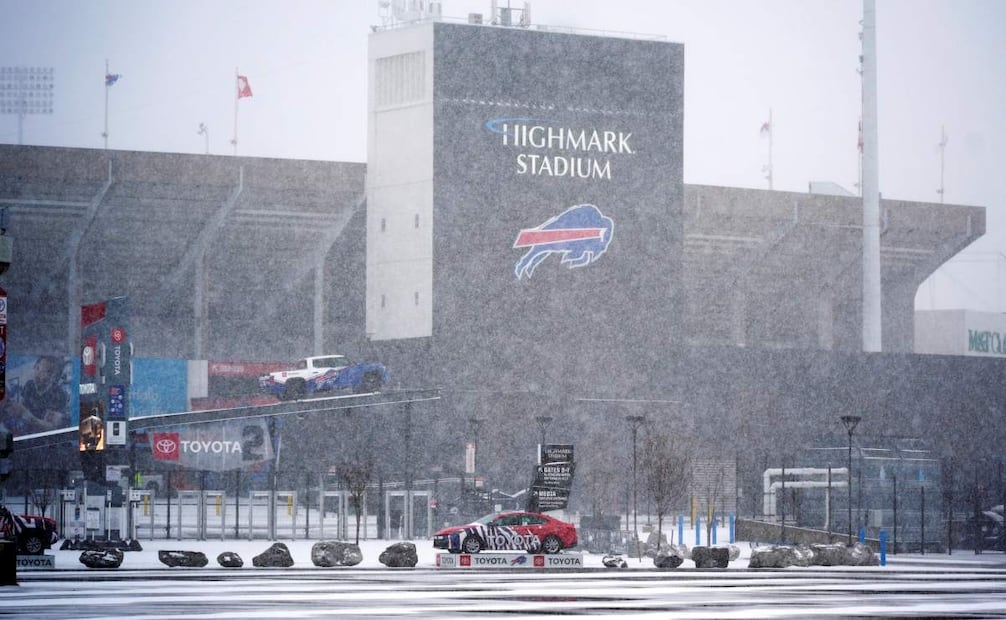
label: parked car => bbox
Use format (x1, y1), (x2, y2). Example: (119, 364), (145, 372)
(433, 510), (578, 554)
(965, 504), (1005, 552)
(0, 505), (60, 555)
(258, 355), (388, 400)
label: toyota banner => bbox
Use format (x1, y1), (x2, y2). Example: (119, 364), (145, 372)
(151, 418), (273, 472)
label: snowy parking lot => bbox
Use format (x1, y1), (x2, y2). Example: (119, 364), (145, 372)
(6, 539), (1006, 618)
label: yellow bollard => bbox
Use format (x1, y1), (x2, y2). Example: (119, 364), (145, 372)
(287, 495), (293, 516)
(216, 494), (222, 516)
(143, 493), (150, 517)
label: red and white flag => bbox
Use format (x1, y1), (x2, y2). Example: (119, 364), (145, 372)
(237, 75), (253, 99)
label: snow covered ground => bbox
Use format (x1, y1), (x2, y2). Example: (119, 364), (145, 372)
(47, 536), (716, 570)
(11, 528), (1006, 619)
(42, 534), (1006, 571)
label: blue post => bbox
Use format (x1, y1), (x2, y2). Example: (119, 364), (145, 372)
(678, 515), (684, 546)
(879, 529), (887, 566)
(858, 527), (866, 543)
(729, 513), (736, 543)
(712, 515), (717, 544)
(695, 515), (701, 546)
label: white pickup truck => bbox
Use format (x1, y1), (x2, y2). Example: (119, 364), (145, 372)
(258, 355), (387, 400)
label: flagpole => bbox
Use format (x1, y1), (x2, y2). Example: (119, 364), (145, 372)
(937, 125), (947, 203)
(760, 108), (773, 190)
(767, 108), (773, 190)
(198, 122), (209, 155)
(231, 67), (239, 156)
(103, 59), (109, 150)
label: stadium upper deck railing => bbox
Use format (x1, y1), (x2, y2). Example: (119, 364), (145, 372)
(372, 15), (670, 42)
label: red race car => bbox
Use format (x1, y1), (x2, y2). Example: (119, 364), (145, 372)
(0, 505), (60, 555)
(433, 511), (578, 554)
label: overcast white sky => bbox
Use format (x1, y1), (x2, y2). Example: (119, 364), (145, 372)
(1, 0), (1004, 312)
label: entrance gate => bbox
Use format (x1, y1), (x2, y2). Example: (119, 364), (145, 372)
(384, 490), (432, 540)
(175, 491), (202, 540)
(319, 489), (359, 540)
(246, 490), (298, 539)
(128, 489), (154, 540)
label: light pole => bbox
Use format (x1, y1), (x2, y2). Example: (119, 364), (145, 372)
(626, 415), (646, 560)
(532, 415), (554, 513)
(535, 415), (553, 461)
(841, 415), (861, 544)
(468, 417), (485, 512)
(468, 417), (483, 472)
(0, 66), (54, 145)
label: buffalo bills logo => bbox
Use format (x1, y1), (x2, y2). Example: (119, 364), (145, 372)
(513, 204), (614, 279)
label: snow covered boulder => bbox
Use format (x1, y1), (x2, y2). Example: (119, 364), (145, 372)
(691, 545), (730, 568)
(653, 545), (685, 569)
(847, 542), (879, 566)
(809, 543), (849, 566)
(379, 542), (418, 567)
(727, 544), (741, 561)
(312, 541), (363, 567)
(79, 548), (123, 569)
(217, 551), (244, 568)
(643, 530), (668, 557)
(158, 550), (209, 567)
(748, 544), (809, 568)
(253, 542), (294, 567)
(791, 544), (815, 567)
(602, 554), (628, 568)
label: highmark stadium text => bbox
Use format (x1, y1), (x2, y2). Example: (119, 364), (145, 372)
(486, 118), (636, 179)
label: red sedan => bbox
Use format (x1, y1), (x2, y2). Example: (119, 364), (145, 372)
(433, 511), (578, 554)
(0, 506), (60, 555)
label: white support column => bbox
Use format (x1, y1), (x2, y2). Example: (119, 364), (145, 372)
(861, 0), (882, 352)
(68, 161), (112, 355)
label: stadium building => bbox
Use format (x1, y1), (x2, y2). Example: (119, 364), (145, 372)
(0, 13), (1003, 545)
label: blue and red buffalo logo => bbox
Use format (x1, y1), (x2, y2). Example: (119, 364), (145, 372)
(513, 204), (614, 279)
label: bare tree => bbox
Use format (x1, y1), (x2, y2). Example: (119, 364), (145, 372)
(640, 430), (692, 553)
(335, 458), (373, 545)
(701, 463), (727, 545)
(576, 435), (624, 518)
(581, 460), (622, 518)
(29, 469), (63, 517)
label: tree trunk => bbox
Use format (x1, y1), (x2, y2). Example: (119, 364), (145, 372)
(353, 498), (362, 544)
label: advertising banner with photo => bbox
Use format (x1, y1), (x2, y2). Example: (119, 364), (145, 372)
(151, 418), (273, 472)
(0, 353), (76, 437)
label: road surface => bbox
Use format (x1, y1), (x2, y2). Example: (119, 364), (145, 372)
(7, 561), (1006, 618)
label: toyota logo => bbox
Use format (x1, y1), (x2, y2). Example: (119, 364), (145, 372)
(82, 345), (95, 365)
(156, 437), (177, 453)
